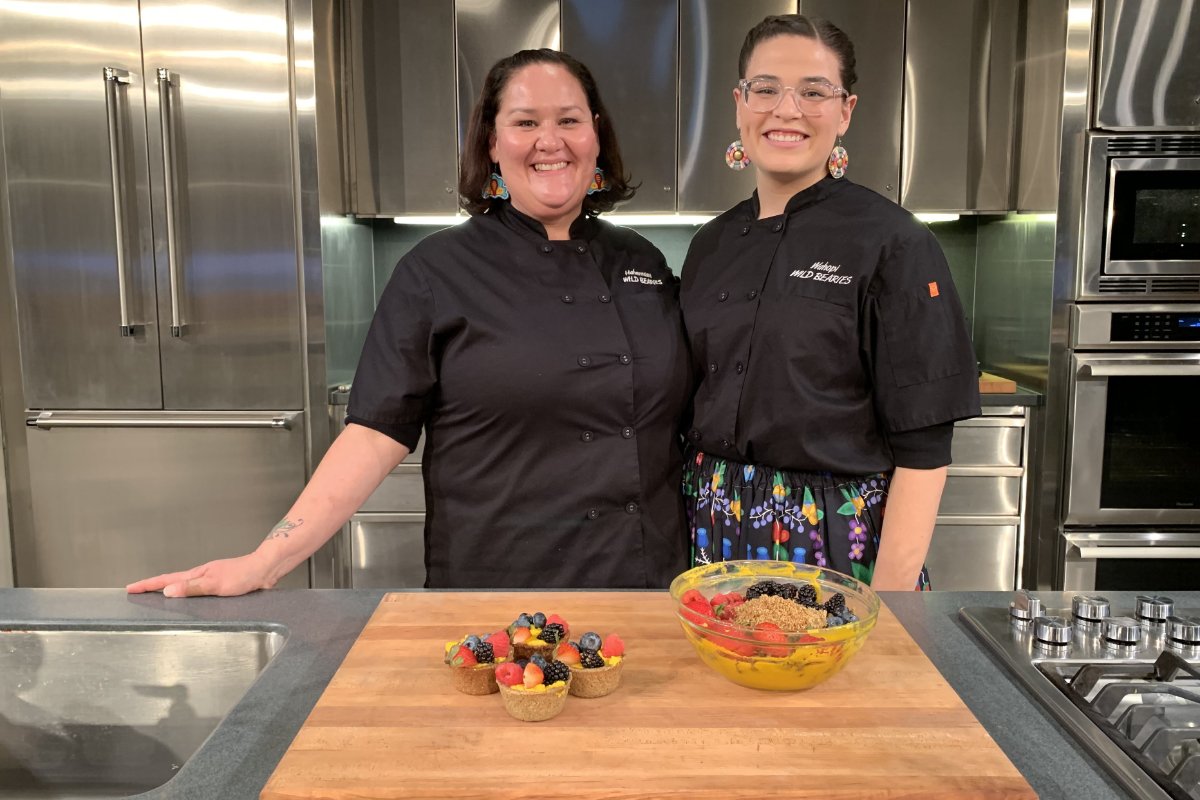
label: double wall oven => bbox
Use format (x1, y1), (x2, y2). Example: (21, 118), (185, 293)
(1062, 133), (1200, 590)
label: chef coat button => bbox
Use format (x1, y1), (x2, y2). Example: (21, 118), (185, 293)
(717, 291), (729, 302)
(621, 426), (635, 439)
(587, 508), (599, 520)
(739, 225), (750, 236)
(747, 290), (758, 300)
(688, 429), (702, 442)
(735, 362), (744, 374)
(599, 294), (611, 303)
(540, 244), (553, 254)
(708, 362), (718, 373)
(619, 353), (632, 365)
(578, 355), (591, 367)
(561, 294), (574, 304)
(625, 502), (639, 514)
(581, 431), (594, 442)
(576, 244), (588, 254)
(772, 222), (783, 233)
(721, 438), (732, 449)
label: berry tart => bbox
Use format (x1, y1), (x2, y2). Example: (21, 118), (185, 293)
(494, 659), (571, 722)
(507, 611), (570, 661)
(444, 630), (510, 695)
(557, 631), (625, 698)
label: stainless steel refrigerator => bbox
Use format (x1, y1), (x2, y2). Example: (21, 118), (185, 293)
(0, 0), (326, 587)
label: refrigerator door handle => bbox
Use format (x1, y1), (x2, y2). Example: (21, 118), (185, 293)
(27, 412), (300, 430)
(156, 68), (184, 338)
(103, 67), (139, 337)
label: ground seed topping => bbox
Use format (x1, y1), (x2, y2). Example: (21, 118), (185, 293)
(734, 596), (828, 631)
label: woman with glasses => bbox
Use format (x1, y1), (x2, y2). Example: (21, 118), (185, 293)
(680, 15), (980, 590)
(128, 49), (691, 595)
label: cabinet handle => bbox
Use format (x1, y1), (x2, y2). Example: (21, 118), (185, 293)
(156, 68), (184, 337)
(1079, 361), (1200, 378)
(28, 412), (298, 430)
(103, 67), (139, 337)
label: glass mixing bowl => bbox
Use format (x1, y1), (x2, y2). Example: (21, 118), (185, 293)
(669, 560), (881, 691)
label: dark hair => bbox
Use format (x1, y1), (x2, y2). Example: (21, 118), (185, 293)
(459, 49), (635, 216)
(738, 15), (857, 94)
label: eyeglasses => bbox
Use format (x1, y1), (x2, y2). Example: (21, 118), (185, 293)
(737, 78), (849, 115)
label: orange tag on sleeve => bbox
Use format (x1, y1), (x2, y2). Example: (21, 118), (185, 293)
(928, 281), (940, 297)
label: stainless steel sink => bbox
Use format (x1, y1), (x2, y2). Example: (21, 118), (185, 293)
(0, 623), (287, 799)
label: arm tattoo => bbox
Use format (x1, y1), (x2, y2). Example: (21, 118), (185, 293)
(267, 517), (304, 540)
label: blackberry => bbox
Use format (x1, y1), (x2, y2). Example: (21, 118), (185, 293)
(823, 592), (847, 617)
(542, 661), (571, 685)
(579, 648), (605, 669)
(745, 581), (780, 600)
(539, 622), (566, 643)
(795, 584), (819, 608)
(474, 641), (495, 663)
(778, 583), (800, 602)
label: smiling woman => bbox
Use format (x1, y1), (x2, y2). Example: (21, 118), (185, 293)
(127, 49), (692, 594)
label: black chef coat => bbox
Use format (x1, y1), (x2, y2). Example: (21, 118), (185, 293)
(680, 177), (981, 475)
(346, 203), (691, 589)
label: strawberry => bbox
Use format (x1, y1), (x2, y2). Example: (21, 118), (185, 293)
(681, 598), (716, 626)
(449, 644), (477, 667)
(487, 630), (510, 659)
(523, 662), (544, 689)
(600, 633), (625, 658)
(511, 627), (533, 644)
(546, 613), (569, 629)
(495, 661), (523, 687)
(752, 623), (789, 657)
(680, 589), (708, 607)
(555, 641), (581, 666)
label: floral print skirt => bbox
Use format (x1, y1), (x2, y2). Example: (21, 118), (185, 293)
(682, 448), (931, 591)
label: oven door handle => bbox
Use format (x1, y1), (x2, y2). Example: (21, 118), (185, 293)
(1073, 546), (1200, 560)
(1078, 362), (1200, 378)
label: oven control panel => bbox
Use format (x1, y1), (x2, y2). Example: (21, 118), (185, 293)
(1111, 311), (1200, 341)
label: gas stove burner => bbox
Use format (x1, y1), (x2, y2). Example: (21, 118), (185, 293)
(961, 595), (1200, 800)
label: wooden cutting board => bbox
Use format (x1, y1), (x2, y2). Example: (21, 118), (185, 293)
(979, 371), (1019, 393)
(262, 593), (1036, 799)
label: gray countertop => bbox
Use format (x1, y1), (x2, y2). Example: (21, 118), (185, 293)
(6, 588), (1184, 799)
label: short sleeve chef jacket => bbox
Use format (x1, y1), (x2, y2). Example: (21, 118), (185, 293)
(346, 203), (691, 589)
(680, 177), (981, 475)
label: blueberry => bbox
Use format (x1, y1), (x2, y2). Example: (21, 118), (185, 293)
(579, 631), (602, 651)
(515, 658), (529, 669)
(531, 612), (547, 627)
(825, 616), (844, 627)
(843, 611), (858, 623)
(463, 634), (482, 650)
(514, 613), (532, 628)
(530, 654), (548, 668)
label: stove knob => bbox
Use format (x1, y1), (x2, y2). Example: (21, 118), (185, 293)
(1135, 595), (1174, 623)
(1103, 616), (1142, 645)
(1034, 615), (1072, 645)
(1072, 594), (1111, 623)
(1009, 590), (1042, 622)
(1166, 615), (1200, 646)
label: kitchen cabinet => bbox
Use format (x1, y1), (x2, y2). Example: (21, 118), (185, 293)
(562, 0), (679, 213)
(925, 407), (1031, 590)
(329, 388), (426, 588)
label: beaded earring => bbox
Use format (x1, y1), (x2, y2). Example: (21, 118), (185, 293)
(725, 139), (751, 170)
(827, 137), (849, 179)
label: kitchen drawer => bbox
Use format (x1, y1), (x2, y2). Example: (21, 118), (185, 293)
(940, 467), (1021, 516)
(951, 420), (1023, 467)
(359, 464), (425, 512)
(347, 513), (426, 588)
(925, 518), (1019, 590)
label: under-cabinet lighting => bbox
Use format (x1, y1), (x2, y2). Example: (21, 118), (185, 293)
(914, 213), (961, 223)
(393, 215), (468, 226)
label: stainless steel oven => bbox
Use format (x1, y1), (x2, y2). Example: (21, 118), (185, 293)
(1065, 305), (1200, 527)
(1080, 134), (1200, 299)
(1062, 530), (1200, 591)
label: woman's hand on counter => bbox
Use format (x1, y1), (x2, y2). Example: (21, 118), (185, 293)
(126, 552), (277, 597)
